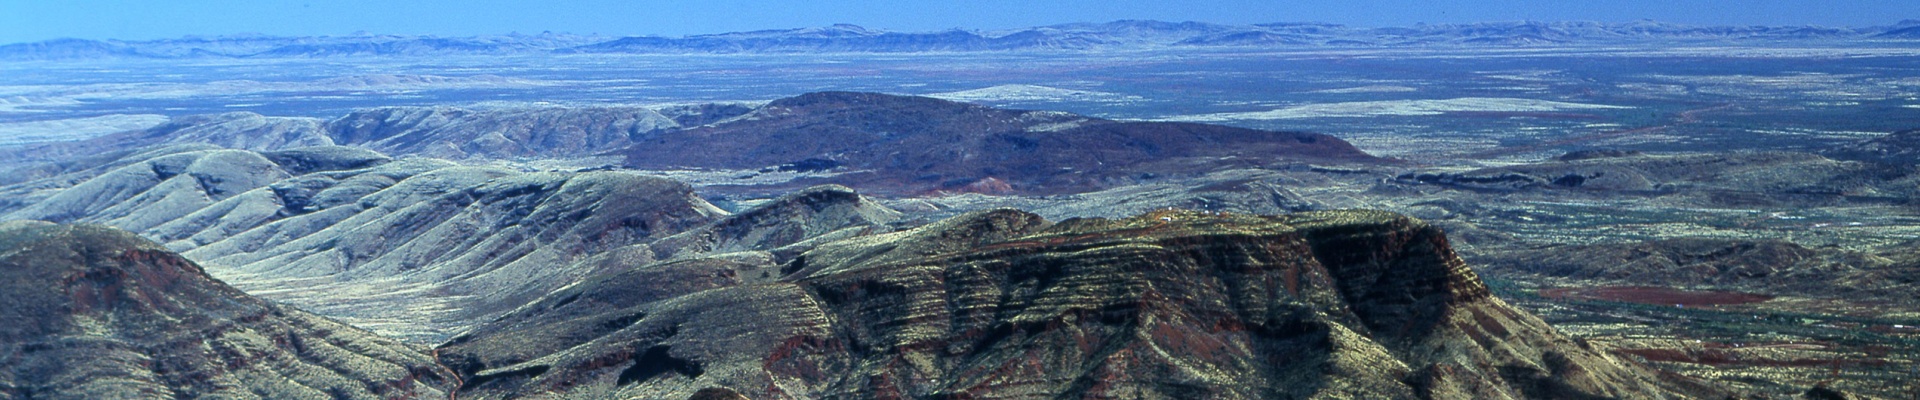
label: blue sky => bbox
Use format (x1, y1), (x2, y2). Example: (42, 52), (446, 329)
(1, 0), (1915, 43)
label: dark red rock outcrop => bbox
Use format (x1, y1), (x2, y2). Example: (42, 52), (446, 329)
(0, 220), (454, 399)
(623, 91), (1386, 195)
(439, 209), (1686, 399)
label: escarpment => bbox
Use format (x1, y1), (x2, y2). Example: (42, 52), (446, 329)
(438, 209), (1684, 399)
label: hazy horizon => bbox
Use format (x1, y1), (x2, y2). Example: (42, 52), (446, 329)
(2, 0), (1916, 44)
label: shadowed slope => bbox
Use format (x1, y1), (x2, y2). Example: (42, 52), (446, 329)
(182, 169), (727, 341)
(440, 209), (1693, 399)
(439, 185), (904, 373)
(647, 184), (902, 262)
(0, 221), (454, 399)
(325, 105), (682, 159)
(1827, 128), (1920, 167)
(0, 143), (733, 341)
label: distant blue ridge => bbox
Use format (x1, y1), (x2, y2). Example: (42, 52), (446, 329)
(4, 19), (1918, 61)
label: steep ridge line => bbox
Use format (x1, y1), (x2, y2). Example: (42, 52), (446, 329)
(435, 208), (1709, 399)
(0, 220), (456, 398)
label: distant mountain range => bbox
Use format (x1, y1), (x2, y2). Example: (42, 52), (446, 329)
(6, 19), (1920, 60)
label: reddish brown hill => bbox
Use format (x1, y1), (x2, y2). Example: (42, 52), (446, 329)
(0, 221), (454, 398)
(623, 91), (1385, 194)
(439, 209), (1704, 399)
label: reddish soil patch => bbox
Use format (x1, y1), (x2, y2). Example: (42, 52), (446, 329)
(1539, 286), (1773, 306)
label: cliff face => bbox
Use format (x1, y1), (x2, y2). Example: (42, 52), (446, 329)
(0, 221), (454, 399)
(440, 209), (1679, 399)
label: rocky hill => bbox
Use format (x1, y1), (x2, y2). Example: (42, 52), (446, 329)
(0, 220), (455, 398)
(623, 91), (1384, 194)
(0, 145), (373, 230)
(1825, 128), (1920, 167)
(180, 167), (727, 340)
(436, 209), (1703, 399)
(325, 105), (683, 159)
(1395, 151), (1916, 207)
(0, 121), (1730, 398)
(19, 93), (1381, 191)
(0, 136), (949, 343)
(0, 144), (736, 340)
(0, 113), (333, 170)
(0, 104), (711, 173)
(645, 184), (902, 262)
(1476, 238), (1919, 301)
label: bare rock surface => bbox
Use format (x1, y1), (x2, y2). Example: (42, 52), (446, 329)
(122, 112), (336, 151)
(182, 169), (727, 341)
(438, 209), (1689, 399)
(258, 146), (393, 175)
(0, 144), (739, 341)
(325, 105), (681, 159)
(653, 102), (758, 128)
(0, 113), (334, 173)
(648, 184), (902, 262)
(0, 221), (454, 399)
(3, 148), (294, 232)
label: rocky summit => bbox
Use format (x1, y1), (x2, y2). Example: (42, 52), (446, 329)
(0, 221), (455, 399)
(436, 209), (1696, 399)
